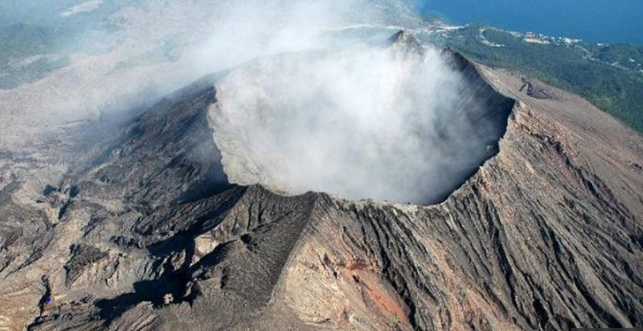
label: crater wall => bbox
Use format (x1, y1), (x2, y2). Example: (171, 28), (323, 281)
(208, 36), (515, 205)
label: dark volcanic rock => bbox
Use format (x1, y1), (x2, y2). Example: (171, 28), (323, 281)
(64, 244), (109, 286)
(0, 33), (642, 331)
(519, 77), (553, 100)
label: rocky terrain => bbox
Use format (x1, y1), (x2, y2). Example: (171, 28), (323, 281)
(0, 31), (642, 331)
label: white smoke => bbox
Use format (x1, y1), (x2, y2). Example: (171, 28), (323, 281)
(0, 0), (414, 152)
(209, 44), (502, 204)
(1, 0), (506, 204)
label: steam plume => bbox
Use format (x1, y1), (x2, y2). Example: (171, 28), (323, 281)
(209, 40), (506, 204)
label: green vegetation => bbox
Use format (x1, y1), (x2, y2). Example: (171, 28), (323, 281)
(590, 44), (643, 71)
(438, 25), (643, 133)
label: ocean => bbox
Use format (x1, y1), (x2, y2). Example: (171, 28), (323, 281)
(419, 0), (643, 45)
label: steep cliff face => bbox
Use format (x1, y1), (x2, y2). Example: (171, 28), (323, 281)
(0, 33), (642, 331)
(278, 89), (643, 330)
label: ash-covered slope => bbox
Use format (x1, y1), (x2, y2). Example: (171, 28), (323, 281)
(0, 32), (642, 331)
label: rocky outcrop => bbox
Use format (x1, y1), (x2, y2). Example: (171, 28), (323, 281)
(64, 244), (109, 287)
(0, 33), (642, 331)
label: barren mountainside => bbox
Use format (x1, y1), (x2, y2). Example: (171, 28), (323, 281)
(0, 32), (642, 331)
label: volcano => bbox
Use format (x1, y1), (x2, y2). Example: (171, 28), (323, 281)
(0, 31), (642, 331)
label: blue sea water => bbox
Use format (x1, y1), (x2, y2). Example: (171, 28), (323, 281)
(419, 0), (643, 45)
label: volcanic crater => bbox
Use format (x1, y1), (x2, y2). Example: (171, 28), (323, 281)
(207, 33), (515, 205)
